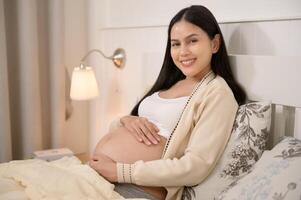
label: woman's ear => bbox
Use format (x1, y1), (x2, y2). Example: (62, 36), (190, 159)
(211, 34), (221, 53)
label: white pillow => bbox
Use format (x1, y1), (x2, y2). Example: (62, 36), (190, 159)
(189, 101), (272, 200)
(217, 137), (301, 200)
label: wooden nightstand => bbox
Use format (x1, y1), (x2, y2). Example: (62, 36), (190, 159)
(75, 153), (90, 163)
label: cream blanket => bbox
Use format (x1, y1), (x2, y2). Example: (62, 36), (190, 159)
(0, 157), (143, 200)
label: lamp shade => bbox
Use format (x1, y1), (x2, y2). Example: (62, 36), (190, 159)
(70, 66), (99, 100)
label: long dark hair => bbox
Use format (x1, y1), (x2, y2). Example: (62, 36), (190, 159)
(131, 5), (246, 115)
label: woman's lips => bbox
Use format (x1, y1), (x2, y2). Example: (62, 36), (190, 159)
(180, 58), (196, 67)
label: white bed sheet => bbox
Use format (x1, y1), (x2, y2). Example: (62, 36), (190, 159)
(0, 156), (141, 200)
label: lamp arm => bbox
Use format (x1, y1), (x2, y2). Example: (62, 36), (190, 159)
(79, 48), (125, 68)
(80, 49), (112, 62)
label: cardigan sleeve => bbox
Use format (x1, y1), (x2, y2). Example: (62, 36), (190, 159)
(116, 89), (238, 187)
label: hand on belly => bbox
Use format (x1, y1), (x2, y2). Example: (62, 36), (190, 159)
(94, 127), (167, 163)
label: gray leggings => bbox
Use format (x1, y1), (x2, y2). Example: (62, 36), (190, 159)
(114, 183), (160, 200)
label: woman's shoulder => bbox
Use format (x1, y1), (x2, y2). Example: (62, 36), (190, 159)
(190, 75), (233, 98)
(206, 75), (231, 90)
(203, 76), (238, 106)
(188, 74), (236, 102)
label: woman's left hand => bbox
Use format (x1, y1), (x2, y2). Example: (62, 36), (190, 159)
(89, 153), (117, 182)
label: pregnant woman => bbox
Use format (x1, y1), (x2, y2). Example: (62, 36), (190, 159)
(90, 5), (246, 200)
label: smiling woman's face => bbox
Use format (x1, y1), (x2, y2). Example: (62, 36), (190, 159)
(170, 20), (218, 81)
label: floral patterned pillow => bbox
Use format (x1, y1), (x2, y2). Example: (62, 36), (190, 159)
(217, 137), (301, 200)
(186, 101), (272, 200)
(221, 101), (271, 178)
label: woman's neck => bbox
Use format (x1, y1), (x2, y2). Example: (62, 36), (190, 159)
(185, 68), (212, 83)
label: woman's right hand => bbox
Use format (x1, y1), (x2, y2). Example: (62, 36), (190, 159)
(120, 115), (161, 145)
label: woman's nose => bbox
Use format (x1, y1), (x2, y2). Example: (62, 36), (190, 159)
(179, 44), (190, 56)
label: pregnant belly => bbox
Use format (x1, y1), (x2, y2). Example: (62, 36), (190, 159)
(94, 127), (168, 200)
(94, 127), (166, 163)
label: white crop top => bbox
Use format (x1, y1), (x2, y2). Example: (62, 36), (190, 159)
(138, 92), (189, 139)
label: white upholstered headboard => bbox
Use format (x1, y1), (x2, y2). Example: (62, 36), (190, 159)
(229, 55), (301, 148)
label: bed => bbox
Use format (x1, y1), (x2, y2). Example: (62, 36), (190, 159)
(0, 55), (300, 200)
(0, 156), (123, 200)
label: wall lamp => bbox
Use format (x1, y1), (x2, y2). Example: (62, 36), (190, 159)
(70, 48), (126, 100)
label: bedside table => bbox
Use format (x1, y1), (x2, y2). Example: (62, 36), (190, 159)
(75, 153), (90, 163)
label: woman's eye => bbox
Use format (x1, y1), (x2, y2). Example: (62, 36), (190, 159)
(190, 39), (198, 43)
(171, 43), (180, 47)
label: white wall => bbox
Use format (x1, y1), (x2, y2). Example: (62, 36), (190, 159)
(88, 0), (301, 152)
(97, 0), (301, 28)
